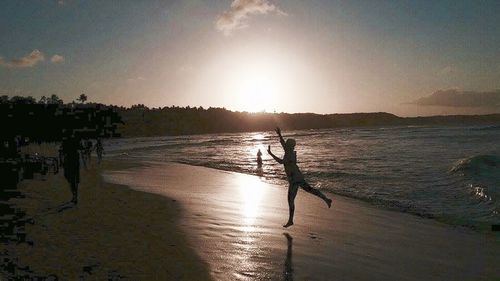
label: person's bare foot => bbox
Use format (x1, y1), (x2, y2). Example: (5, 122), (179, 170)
(326, 198), (332, 208)
(283, 221), (294, 228)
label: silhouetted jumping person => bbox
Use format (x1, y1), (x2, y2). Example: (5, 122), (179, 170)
(62, 134), (82, 204)
(257, 149), (263, 168)
(268, 127), (332, 227)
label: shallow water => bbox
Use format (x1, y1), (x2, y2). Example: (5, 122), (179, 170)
(105, 125), (500, 229)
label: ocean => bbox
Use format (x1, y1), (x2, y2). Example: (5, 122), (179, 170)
(105, 125), (500, 230)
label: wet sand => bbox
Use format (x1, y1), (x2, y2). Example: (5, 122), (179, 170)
(1, 161), (211, 280)
(3, 160), (499, 280)
(105, 162), (500, 281)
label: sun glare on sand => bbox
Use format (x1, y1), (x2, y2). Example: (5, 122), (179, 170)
(236, 174), (267, 230)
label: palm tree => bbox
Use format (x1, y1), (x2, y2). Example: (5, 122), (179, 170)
(77, 93), (88, 104)
(38, 95), (47, 104)
(48, 94), (63, 105)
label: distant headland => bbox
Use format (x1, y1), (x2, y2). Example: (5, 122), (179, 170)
(116, 105), (500, 137)
(1, 95), (499, 138)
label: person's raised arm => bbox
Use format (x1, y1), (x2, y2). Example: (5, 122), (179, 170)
(275, 127), (286, 149)
(267, 145), (283, 164)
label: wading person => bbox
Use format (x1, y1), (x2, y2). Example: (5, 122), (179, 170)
(268, 127), (332, 227)
(257, 148), (263, 168)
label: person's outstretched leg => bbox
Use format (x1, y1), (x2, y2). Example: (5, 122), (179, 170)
(284, 184), (299, 227)
(300, 181), (332, 208)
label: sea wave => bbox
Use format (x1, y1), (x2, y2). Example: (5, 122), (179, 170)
(471, 125), (500, 131)
(450, 155), (500, 176)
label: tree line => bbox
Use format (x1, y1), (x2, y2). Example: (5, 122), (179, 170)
(0, 94), (90, 105)
(2, 95), (499, 137)
(115, 106), (500, 137)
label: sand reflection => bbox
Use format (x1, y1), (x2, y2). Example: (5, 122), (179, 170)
(283, 233), (294, 281)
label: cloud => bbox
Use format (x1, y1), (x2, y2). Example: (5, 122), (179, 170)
(50, 54), (65, 64)
(0, 50), (45, 68)
(215, 0), (286, 35)
(408, 89), (500, 108)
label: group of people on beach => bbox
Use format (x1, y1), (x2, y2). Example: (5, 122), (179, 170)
(80, 139), (105, 168)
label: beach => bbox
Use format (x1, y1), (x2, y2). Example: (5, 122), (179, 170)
(3, 1), (500, 280)
(106, 161), (500, 281)
(2, 159), (499, 280)
(0, 161), (211, 280)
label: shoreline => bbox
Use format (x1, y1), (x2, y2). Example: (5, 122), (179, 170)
(2, 158), (499, 280)
(105, 161), (500, 281)
(105, 124), (500, 234)
(117, 158), (496, 234)
(0, 160), (211, 280)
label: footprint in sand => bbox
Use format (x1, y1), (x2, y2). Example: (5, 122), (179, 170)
(80, 262), (101, 280)
(108, 270), (127, 281)
(308, 232), (321, 240)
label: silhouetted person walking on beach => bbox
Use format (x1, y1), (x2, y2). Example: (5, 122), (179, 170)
(268, 127), (332, 227)
(80, 139), (88, 169)
(257, 149), (263, 168)
(95, 138), (104, 164)
(85, 139), (93, 164)
(62, 135), (82, 204)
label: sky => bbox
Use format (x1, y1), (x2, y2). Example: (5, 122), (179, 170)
(1, 0), (499, 116)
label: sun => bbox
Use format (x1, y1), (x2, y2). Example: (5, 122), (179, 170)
(228, 56), (285, 112)
(205, 45), (296, 113)
(198, 43), (313, 113)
